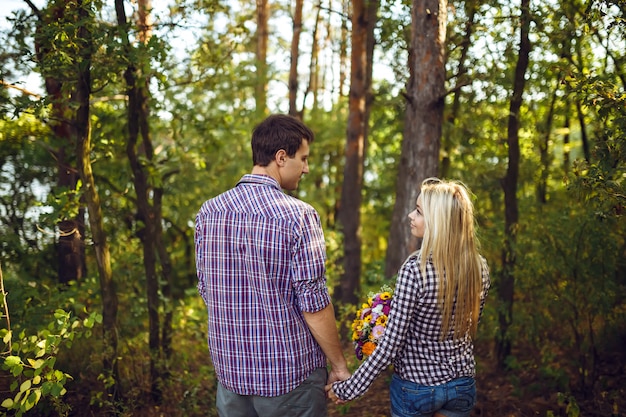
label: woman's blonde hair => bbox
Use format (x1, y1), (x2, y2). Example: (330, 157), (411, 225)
(418, 178), (483, 340)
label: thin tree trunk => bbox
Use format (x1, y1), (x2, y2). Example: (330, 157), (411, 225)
(563, 99), (571, 173)
(288, 0), (303, 117)
(73, 0), (120, 402)
(575, 99), (590, 162)
(31, 2), (86, 285)
(302, 3), (322, 113)
(385, 0), (447, 278)
(496, 0), (531, 370)
(255, 0), (269, 118)
(335, 0), (378, 306)
(537, 82), (558, 204)
(137, 0), (174, 389)
(115, 0), (171, 403)
(441, 0), (477, 178)
(339, 0), (349, 97)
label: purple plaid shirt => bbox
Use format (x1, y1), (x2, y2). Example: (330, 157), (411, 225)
(195, 174), (330, 397)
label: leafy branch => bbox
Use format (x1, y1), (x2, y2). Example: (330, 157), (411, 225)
(0, 266), (102, 416)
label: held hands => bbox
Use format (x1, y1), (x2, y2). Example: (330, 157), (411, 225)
(325, 369), (350, 405)
(325, 382), (347, 404)
(327, 367), (351, 385)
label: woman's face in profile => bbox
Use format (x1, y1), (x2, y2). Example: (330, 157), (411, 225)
(408, 194), (425, 238)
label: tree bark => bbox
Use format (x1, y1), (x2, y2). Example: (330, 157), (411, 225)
(115, 0), (172, 404)
(72, 0), (120, 401)
(537, 83), (557, 204)
(441, 0), (477, 179)
(115, 0), (173, 403)
(563, 99), (571, 173)
(339, 0), (349, 97)
(335, 0), (378, 306)
(30, 1), (86, 285)
(255, 0), (269, 119)
(288, 0), (303, 117)
(385, 0), (447, 278)
(302, 3), (322, 113)
(496, 0), (531, 369)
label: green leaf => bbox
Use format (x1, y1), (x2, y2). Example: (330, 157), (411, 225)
(50, 382), (63, 396)
(41, 381), (53, 395)
(54, 309), (68, 320)
(1, 398), (14, 408)
(4, 356), (22, 367)
(10, 363), (23, 377)
(24, 390), (38, 411)
(3, 330), (12, 344)
(27, 358), (45, 369)
(19, 379), (31, 393)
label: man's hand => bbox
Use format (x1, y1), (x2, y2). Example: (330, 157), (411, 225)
(325, 382), (347, 404)
(327, 367), (350, 385)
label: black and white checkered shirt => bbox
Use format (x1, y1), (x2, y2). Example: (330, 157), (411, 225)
(333, 251), (490, 401)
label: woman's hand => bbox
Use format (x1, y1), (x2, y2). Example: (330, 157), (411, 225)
(325, 383), (347, 404)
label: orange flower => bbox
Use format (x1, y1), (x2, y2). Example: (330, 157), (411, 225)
(362, 341), (376, 356)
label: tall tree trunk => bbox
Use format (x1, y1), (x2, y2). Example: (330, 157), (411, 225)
(255, 0), (269, 119)
(288, 0), (303, 117)
(385, 0), (447, 278)
(537, 83), (557, 204)
(339, 0), (349, 97)
(72, 0), (120, 402)
(115, 0), (172, 403)
(335, 0), (378, 306)
(302, 3), (322, 114)
(575, 99), (590, 162)
(563, 99), (571, 173)
(561, 10), (590, 163)
(31, 2), (86, 285)
(137, 0), (174, 393)
(496, 0), (531, 370)
(441, 0), (477, 178)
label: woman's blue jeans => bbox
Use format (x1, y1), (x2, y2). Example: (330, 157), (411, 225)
(390, 374), (476, 417)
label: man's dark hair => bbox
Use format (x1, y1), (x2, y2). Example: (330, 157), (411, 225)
(251, 114), (315, 166)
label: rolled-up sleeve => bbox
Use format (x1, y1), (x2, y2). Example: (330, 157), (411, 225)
(292, 209), (330, 313)
(195, 212), (210, 307)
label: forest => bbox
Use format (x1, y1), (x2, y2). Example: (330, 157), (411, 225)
(0, 0), (624, 416)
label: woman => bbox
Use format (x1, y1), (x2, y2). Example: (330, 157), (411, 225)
(327, 178), (490, 417)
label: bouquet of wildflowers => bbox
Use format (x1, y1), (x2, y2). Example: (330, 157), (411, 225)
(351, 284), (394, 360)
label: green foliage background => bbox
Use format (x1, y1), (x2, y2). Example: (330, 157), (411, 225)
(0, 0), (624, 415)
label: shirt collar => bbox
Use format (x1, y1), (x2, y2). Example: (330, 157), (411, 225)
(237, 174), (282, 191)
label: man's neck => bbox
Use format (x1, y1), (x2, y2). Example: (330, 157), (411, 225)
(251, 165), (280, 183)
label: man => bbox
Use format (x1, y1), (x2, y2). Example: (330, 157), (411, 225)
(195, 114), (350, 417)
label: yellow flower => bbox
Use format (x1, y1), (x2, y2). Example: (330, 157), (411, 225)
(375, 315), (388, 326)
(352, 331), (359, 341)
(352, 318), (360, 330)
(380, 292), (392, 300)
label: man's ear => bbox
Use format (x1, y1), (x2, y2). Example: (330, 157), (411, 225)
(275, 149), (287, 167)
